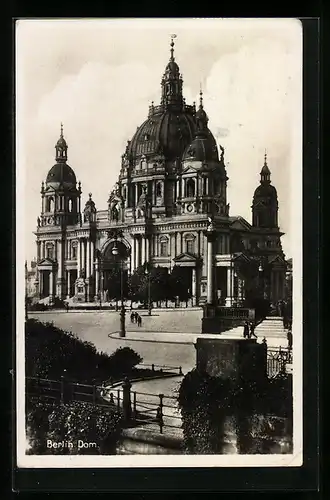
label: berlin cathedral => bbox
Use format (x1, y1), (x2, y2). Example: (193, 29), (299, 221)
(34, 39), (287, 307)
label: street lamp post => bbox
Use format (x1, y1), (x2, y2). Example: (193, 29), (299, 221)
(112, 241), (126, 337)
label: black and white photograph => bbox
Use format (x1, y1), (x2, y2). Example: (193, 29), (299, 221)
(16, 18), (302, 467)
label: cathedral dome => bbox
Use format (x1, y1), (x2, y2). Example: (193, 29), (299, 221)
(127, 107), (196, 161)
(46, 163), (77, 188)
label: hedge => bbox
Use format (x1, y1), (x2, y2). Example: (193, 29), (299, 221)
(26, 399), (123, 455)
(25, 318), (142, 384)
(178, 369), (293, 454)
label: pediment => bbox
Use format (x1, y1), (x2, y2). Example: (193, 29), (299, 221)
(38, 258), (55, 267)
(182, 164), (199, 174)
(268, 254), (287, 266)
(229, 217), (252, 231)
(173, 252), (198, 263)
(232, 252), (251, 263)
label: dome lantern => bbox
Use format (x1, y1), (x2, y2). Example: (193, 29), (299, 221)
(55, 123), (68, 163)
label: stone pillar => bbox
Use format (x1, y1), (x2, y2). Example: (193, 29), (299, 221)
(90, 241), (94, 277)
(42, 241), (46, 259)
(135, 183), (139, 206)
(141, 236), (146, 266)
(136, 237), (140, 269)
(226, 265), (234, 307)
(206, 236), (214, 304)
(81, 239), (86, 276)
(94, 261), (99, 300)
(77, 239), (81, 277)
(192, 267), (197, 306)
(67, 270), (71, 298)
(37, 241), (41, 261)
(145, 236), (150, 263)
(39, 271), (43, 297)
(130, 237), (135, 273)
(86, 240), (90, 278)
(49, 270), (54, 301)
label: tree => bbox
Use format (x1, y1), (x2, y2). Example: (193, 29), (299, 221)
(169, 265), (191, 302)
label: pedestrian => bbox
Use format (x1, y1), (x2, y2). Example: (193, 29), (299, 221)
(130, 311), (135, 323)
(65, 301), (69, 313)
(287, 329), (293, 350)
(137, 315), (142, 328)
(243, 321), (249, 339)
(249, 321), (257, 339)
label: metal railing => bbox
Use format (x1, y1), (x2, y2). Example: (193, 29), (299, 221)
(26, 376), (182, 434)
(267, 347), (293, 378)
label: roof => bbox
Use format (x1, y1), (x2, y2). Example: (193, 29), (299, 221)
(46, 163), (76, 188)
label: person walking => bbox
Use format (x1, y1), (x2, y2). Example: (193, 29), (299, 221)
(130, 311), (135, 323)
(249, 321), (257, 339)
(137, 315), (142, 328)
(287, 329), (293, 350)
(243, 321), (249, 339)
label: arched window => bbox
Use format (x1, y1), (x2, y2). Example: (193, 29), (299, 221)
(72, 243), (78, 259)
(186, 178), (195, 198)
(47, 197), (54, 212)
(159, 237), (169, 257)
(68, 199), (73, 213)
(156, 182), (162, 197)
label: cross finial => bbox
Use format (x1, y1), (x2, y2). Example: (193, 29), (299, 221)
(60, 122), (63, 137)
(170, 34), (177, 60)
(264, 149), (267, 165)
(199, 83), (203, 108)
(89, 192), (92, 199)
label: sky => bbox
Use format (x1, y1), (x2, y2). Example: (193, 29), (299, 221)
(16, 18), (302, 265)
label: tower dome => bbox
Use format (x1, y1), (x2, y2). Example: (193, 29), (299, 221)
(46, 124), (77, 189)
(183, 90), (219, 164)
(252, 152), (278, 228)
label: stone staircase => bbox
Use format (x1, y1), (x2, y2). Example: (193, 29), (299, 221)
(255, 317), (288, 339)
(220, 317), (288, 348)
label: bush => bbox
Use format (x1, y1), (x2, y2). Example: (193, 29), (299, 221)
(178, 369), (293, 454)
(25, 319), (142, 384)
(26, 398), (123, 455)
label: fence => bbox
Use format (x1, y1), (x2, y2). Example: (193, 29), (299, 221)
(26, 375), (182, 435)
(267, 347), (293, 378)
(137, 363), (183, 375)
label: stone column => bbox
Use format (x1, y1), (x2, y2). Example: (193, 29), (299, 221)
(49, 270), (54, 301)
(42, 241), (46, 259)
(90, 241), (94, 276)
(86, 240), (90, 278)
(67, 271), (71, 298)
(81, 239), (86, 276)
(135, 237), (140, 268)
(145, 236), (149, 263)
(192, 267), (197, 306)
(94, 261), (99, 301)
(141, 236), (146, 266)
(206, 234), (214, 304)
(130, 237), (135, 274)
(39, 271), (43, 297)
(37, 241), (41, 261)
(135, 183), (139, 206)
(226, 265), (234, 307)
(77, 239), (81, 277)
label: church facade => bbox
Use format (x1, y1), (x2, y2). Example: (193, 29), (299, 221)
(34, 40), (287, 307)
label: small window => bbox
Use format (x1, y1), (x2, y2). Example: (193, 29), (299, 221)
(68, 199), (73, 213)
